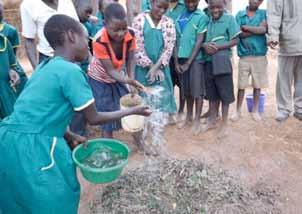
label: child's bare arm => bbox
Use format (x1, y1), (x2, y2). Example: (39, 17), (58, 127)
(81, 102), (151, 125)
(126, 50), (136, 80)
(173, 46), (181, 73)
(24, 38), (38, 69)
(100, 58), (145, 91)
(239, 31), (252, 38)
(241, 21), (267, 35)
(215, 38), (239, 51)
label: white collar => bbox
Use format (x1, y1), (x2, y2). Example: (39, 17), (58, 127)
(145, 13), (163, 30)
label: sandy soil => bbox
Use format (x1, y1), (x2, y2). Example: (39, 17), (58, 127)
(20, 51), (302, 213)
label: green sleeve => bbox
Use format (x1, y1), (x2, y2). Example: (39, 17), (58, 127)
(235, 12), (242, 26)
(228, 15), (241, 40)
(7, 39), (17, 67)
(60, 66), (94, 111)
(197, 14), (209, 34)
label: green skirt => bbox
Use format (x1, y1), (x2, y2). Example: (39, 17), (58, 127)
(0, 123), (80, 214)
(135, 66), (177, 113)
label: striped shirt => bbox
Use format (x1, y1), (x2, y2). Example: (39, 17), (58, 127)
(88, 28), (136, 83)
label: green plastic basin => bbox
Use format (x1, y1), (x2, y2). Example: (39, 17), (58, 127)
(72, 138), (130, 184)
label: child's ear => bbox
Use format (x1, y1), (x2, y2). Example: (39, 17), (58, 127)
(66, 30), (77, 44)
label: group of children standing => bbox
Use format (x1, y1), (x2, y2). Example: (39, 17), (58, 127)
(0, 0), (268, 141)
(133, 0), (267, 138)
(0, 0), (269, 212)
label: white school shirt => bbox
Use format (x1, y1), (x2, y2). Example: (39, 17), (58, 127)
(21, 0), (79, 56)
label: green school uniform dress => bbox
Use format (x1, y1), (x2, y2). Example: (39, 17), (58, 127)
(0, 34), (18, 119)
(0, 56), (94, 213)
(236, 8), (267, 57)
(135, 19), (177, 113)
(0, 22), (28, 95)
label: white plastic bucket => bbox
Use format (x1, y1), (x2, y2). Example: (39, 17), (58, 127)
(120, 94), (145, 133)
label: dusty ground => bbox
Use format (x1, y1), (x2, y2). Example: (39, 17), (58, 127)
(21, 51), (302, 213)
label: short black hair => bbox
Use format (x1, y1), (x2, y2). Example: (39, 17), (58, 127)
(98, 0), (119, 12)
(104, 3), (126, 22)
(75, 0), (92, 9)
(44, 14), (83, 49)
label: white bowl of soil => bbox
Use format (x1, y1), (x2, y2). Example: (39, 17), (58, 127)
(120, 94), (145, 133)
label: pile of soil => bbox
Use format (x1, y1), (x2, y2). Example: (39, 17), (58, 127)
(91, 158), (281, 214)
(120, 94), (142, 108)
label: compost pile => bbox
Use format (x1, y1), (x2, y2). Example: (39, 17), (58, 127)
(91, 158), (281, 214)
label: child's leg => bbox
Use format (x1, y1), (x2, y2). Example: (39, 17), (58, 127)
(218, 102), (230, 138)
(178, 80), (186, 122)
(178, 96), (193, 128)
(192, 97), (203, 135)
(231, 89), (245, 122)
(201, 100), (218, 132)
(178, 88), (186, 122)
(252, 88), (262, 121)
(186, 96), (194, 122)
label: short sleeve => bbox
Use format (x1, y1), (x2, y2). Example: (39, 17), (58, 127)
(235, 12), (242, 26)
(228, 15), (241, 40)
(20, 2), (37, 39)
(6, 39), (17, 67)
(197, 14), (209, 34)
(93, 41), (111, 60)
(60, 66), (94, 111)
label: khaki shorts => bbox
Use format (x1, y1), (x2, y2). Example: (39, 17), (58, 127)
(238, 56), (268, 89)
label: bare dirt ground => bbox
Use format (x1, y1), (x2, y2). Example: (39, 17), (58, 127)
(21, 51), (302, 213)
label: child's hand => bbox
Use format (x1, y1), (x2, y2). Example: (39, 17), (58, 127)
(180, 62), (190, 73)
(174, 62), (182, 74)
(241, 25), (248, 32)
(128, 79), (146, 92)
(65, 133), (87, 150)
(146, 69), (165, 84)
(131, 106), (152, 116)
(9, 69), (20, 87)
(269, 40), (279, 49)
(204, 42), (218, 55)
(89, 15), (99, 24)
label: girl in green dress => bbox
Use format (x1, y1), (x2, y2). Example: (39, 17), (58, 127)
(0, 14), (150, 214)
(132, 0), (177, 117)
(132, 0), (177, 155)
(0, 1), (27, 95)
(0, 34), (20, 119)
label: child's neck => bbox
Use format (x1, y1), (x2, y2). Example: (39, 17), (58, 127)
(150, 13), (161, 26)
(247, 6), (258, 16)
(54, 48), (76, 62)
(169, 1), (178, 9)
(213, 14), (223, 21)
